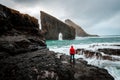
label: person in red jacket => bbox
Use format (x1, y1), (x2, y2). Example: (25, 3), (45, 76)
(69, 45), (76, 64)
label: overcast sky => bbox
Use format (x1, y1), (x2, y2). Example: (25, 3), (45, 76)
(1, 0), (120, 35)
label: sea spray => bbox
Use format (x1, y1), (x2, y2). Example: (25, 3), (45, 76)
(47, 36), (120, 80)
(58, 32), (63, 40)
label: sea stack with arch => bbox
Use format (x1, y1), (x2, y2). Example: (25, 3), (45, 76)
(40, 11), (75, 40)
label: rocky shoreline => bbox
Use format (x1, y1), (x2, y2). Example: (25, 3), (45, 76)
(0, 49), (114, 80)
(0, 4), (114, 80)
(76, 44), (120, 61)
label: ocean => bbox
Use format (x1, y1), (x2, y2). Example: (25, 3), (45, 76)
(46, 35), (120, 80)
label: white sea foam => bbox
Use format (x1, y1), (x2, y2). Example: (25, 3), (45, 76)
(49, 42), (120, 80)
(105, 66), (120, 80)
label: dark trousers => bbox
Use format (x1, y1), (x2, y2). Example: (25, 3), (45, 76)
(70, 54), (75, 64)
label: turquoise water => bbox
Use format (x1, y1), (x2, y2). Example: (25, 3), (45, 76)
(46, 35), (120, 80)
(46, 35), (120, 48)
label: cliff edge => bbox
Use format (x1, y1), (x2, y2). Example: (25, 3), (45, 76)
(0, 4), (46, 54)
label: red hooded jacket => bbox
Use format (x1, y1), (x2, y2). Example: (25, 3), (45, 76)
(70, 46), (75, 55)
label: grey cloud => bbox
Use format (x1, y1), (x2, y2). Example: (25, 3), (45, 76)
(1, 0), (120, 35)
(12, 0), (59, 6)
(12, 0), (40, 4)
(62, 0), (120, 27)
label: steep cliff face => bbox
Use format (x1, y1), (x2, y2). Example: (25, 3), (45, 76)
(41, 11), (75, 40)
(65, 19), (98, 37)
(0, 4), (42, 36)
(0, 4), (46, 54)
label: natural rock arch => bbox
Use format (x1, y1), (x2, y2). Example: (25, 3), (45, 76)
(40, 11), (75, 40)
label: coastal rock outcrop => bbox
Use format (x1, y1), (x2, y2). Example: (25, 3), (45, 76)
(0, 49), (114, 80)
(98, 48), (120, 56)
(41, 11), (75, 40)
(65, 19), (98, 37)
(76, 44), (120, 61)
(0, 4), (114, 80)
(0, 4), (46, 54)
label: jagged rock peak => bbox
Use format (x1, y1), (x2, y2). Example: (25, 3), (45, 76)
(65, 19), (98, 37)
(40, 11), (75, 40)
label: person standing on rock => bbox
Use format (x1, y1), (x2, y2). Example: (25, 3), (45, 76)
(69, 45), (76, 64)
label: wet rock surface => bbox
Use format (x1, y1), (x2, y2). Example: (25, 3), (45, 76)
(0, 4), (114, 80)
(76, 45), (120, 61)
(98, 48), (120, 56)
(0, 50), (114, 80)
